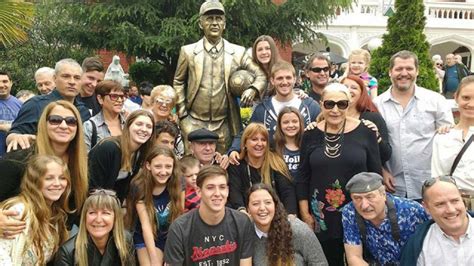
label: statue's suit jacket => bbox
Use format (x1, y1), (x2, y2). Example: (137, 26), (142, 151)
(173, 38), (266, 137)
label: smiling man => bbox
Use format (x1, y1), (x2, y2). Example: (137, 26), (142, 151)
(342, 172), (428, 265)
(6, 58), (91, 152)
(0, 71), (22, 156)
(173, 0), (266, 154)
(401, 176), (474, 265)
(164, 165), (254, 266)
(78, 57), (105, 116)
(374, 51), (454, 201)
(305, 53), (332, 102)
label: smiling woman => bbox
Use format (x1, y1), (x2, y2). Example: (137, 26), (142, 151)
(88, 110), (156, 202)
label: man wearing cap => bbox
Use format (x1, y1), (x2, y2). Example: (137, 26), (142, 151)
(174, 0), (266, 154)
(188, 128), (229, 169)
(342, 172), (428, 265)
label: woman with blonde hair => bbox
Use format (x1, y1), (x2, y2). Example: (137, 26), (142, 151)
(89, 109), (156, 202)
(227, 122), (297, 215)
(0, 100), (88, 233)
(0, 155), (71, 265)
(55, 189), (134, 265)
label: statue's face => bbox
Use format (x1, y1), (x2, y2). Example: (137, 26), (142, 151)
(199, 13), (225, 43)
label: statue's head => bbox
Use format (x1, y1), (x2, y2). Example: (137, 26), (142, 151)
(112, 55), (120, 64)
(199, 0), (226, 44)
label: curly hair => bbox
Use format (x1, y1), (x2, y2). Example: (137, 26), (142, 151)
(246, 183), (294, 265)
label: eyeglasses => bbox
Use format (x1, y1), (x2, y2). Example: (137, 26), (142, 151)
(105, 93), (125, 101)
(436, 63), (443, 66)
(421, 176), (457, 198)
(89, 189), (121, 203)
(310, 67), (330, 73)
(47, 115), (78, 127)
(322, 100), (349, 110)
(155, 98), (173, 106)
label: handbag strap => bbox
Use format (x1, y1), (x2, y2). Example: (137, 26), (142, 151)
(450, 134), (474, 176)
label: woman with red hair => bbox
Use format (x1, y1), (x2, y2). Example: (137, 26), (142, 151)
(341, 75), (391, 163)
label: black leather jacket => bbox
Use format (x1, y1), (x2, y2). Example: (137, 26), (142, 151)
(54, 234), (132, 266)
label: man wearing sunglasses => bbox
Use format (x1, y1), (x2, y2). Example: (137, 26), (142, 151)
(342, 172), (428, 265)
(305, 53), (332, 102)
(374, 51), (454, 201)
(174, 0), (266, 154)
(6, 58), (91, 152)
(400, 177), (474, 264)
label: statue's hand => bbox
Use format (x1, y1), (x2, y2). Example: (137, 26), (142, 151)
(240, 88), (256, 107)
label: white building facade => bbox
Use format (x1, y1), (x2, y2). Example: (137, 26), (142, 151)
(293, 0), (474, 71)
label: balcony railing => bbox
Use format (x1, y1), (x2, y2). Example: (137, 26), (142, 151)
(426, 2), (474, 20)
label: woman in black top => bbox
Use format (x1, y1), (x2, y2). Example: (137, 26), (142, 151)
(88, 110), (155, 202)
(341, 74), (391, 163)
(296, 83), (382, 266)
(227, 122), (297, 215)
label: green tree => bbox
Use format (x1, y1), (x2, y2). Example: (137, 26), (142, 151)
(0, 2), (94, 93)
(61, 0), (352, 83)
(370, 0), (438, 92)
(0, 0), (34, 47)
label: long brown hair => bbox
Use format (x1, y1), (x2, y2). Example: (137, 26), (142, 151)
(341, 75), (379, 113)
(246, 183), (294, 266)
(273, 107), (304, 156)
(75, 190), (132, 266)
(125, 146), (183, 237)
(36, 100), (88, 211)
(1, 155), (71, 264)
(114, 110), (156, 172)
(252, 35), (281, 79)
(239, 123), (291, 185)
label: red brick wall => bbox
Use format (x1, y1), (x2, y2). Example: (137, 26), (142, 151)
(97, 49), (134, 73)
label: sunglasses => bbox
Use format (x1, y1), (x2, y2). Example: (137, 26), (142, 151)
(310, 67), (330, 73)
(89, 188), (121, 204)
(155, 98), (173, 105)
(47, 115), (78, 127)
(421, 176), (456, 197)
(105, 93), (125, 101)
(322, 100), (349, 110)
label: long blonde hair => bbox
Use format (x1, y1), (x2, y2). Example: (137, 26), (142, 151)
(125, 146), (183, 238)
(75, 190), (132, 266)
(0, 155), (71, 264)
(36, 100), (88, 211)
(239, 123), (292, 184)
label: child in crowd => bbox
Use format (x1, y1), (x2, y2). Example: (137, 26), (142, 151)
(0, 155), (70, 265)
(180, 155), (201, 212)
(273, 106), (304, 179)
(126, 146), (183, 265)
(346, 49), (378, 98)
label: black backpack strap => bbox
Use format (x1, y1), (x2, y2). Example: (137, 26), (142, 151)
(450, 134), (474, 176)
(89, 120), (98, 148)
(355, 212), (373, 262)
(386, 197), (401, 242)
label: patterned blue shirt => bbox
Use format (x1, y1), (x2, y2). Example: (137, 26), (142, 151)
(342, 194), (429, 264)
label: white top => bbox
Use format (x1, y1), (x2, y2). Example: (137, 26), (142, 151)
(0, 203), (55, 265)
(431, 127), (474, 191)
(417, 215), (474, 266)
(271, 96), (301, 116)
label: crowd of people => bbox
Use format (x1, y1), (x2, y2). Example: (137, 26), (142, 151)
(0, 0), (473, 265)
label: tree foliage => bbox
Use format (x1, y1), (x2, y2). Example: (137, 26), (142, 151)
(0, 2), (94, 93)
(370, 0), (438, 92)
(0, 0), (34, 47)
(61, 0), (353, 83)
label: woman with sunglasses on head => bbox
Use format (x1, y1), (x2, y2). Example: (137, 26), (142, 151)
(55, 189), (134, 265)
(150, 85), (184, 158)
(0, 100), (88, 236)
(247, 183), (328, 266)
(89, 109), (156, 202)
(296, 83), (382, 266)
(84, 80), (126, 151)
(227, 122), (297, 215)
(432, 76), (474, 210)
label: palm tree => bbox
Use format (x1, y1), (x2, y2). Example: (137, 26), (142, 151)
(0, 0), (34, 47)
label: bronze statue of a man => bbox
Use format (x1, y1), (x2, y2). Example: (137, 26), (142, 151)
(173, 0), (266, 154)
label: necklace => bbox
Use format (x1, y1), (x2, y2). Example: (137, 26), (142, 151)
(324, 120), (346, 158)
